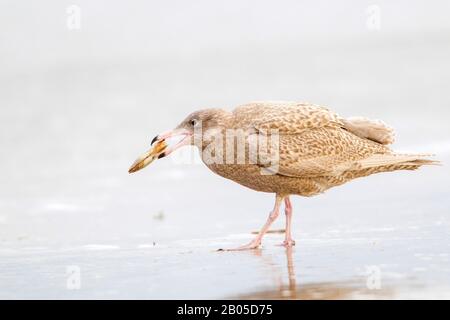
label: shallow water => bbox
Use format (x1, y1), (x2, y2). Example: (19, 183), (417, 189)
(1, 160), (449, 299)
(1, 213), (450, 299)
(1, 0), (450, 299)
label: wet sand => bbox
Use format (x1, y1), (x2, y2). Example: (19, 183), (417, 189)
(1, 174), (449, 300)
(1, 0), (450, 299)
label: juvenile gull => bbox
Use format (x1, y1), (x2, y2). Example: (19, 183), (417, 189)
(129, 101), (438, 250)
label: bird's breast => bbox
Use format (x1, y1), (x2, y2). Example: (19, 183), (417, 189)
(204, 163), (325, 196)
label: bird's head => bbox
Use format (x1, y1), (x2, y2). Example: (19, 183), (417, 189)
(128, 108), (231, 173)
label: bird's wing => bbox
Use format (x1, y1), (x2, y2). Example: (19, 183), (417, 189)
(233, 101), (344, 134)
(235, 101), (391, 177)
(247, 123), (390, 178)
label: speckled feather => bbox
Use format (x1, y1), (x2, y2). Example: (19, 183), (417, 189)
(203, 101), (436, 196)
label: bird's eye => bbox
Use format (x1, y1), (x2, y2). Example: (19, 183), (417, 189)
(190, 119), (198, 127)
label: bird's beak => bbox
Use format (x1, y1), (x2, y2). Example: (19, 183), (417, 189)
(128, 128), (192, 174)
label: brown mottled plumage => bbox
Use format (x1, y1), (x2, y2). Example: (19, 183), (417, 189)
(198, 102), (435, 196)
(129, 101), (438, 250)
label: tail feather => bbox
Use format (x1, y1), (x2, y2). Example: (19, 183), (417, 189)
(338, 154), (439, 182)
(342, 117), (395, 145)
(352, 153), (440, 171)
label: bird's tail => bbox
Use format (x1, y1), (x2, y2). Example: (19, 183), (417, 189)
(343, 153), (440, 180)
(342, 116), (395, 145)
(356, 153), (439, 169)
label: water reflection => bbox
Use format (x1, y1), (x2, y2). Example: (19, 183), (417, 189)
(235, 247), (391, 300)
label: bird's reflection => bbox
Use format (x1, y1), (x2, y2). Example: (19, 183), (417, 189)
(236, 247), (389, 300)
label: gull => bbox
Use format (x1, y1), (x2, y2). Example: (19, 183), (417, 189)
(129, 101), (438, 250)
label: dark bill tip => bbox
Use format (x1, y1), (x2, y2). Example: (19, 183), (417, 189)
(128, 166), (137, 174)
(158, 153), (166, 159)
(128, 162), (141, 174)
(151, 135), (159, 146)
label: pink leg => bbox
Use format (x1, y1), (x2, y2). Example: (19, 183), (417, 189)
(282, 196), (295, 247)
(224, 195), (284, 251)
